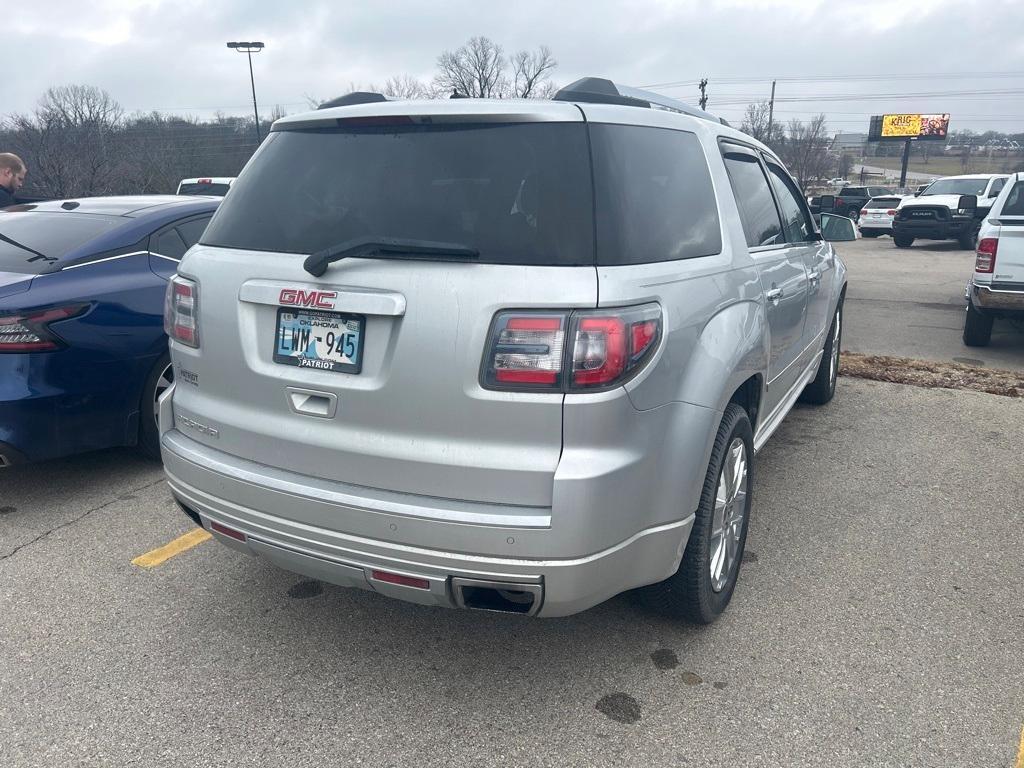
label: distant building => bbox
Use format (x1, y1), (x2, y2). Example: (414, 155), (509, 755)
(831, 133), (867, 153)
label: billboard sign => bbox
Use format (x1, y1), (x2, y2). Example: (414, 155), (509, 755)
(869, 113), (950, 141)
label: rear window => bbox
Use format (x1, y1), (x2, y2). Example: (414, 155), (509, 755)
(1002, 182), (1024, 216)
(201, 123), (594, 266)
(590, 125), (721, 265)
(0, 211), (121, 274)
(865, 197), (902, 208)
(178, 183), (231, 196)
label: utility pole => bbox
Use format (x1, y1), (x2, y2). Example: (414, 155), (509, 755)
(698, 78), (708, 111)
(766, 79), (777, 142)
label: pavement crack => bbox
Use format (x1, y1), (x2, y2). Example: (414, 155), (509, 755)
(0, 478), (166, 563)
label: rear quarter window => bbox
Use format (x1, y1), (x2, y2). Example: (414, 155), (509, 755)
(590, 125), (722, 265)
(1002, 182), (1024, 216)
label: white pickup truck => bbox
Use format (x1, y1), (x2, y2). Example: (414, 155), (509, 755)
(892, 174), (1010, 250)
(963, 173), (1024, 346)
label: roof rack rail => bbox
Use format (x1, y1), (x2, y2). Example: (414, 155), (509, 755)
(552, 77), (730, 127)
(318, 92), (390, 110)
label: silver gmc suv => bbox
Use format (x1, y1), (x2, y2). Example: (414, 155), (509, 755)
(160, 79), (854, 623)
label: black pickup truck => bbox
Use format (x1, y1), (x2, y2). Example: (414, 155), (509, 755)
(809, 185), (894, 220)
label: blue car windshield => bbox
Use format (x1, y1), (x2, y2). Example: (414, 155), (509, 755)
(0, 211), (122, 274)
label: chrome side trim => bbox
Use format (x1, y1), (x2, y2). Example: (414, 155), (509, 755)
(56, 250), (151, 271)
(753, 350), (822, 454)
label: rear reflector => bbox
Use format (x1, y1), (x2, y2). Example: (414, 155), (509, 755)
(210, 521), (246, 541)
(371, 570), (430, 590)
(975, 238), (998, 273)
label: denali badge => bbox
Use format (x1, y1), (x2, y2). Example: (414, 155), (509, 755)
(279, 289), (337, 309)
(178, 415), (219, 438)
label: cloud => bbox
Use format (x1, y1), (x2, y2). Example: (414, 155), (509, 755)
(4, 0), (1023, 133)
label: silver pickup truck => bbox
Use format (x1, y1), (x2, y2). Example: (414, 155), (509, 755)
(159, 78), (855, 623)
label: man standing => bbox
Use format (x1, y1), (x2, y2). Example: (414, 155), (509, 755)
(0, 153), (27, 207)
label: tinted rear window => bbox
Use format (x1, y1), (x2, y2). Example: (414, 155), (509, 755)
(590, 125), (721, 265)
(844, 187), (867, 196)
(178, 183), (230, 196)
(865, 198), (902, 208)
(0, 212), (122, 274)
(201, 123), (594, 266)
(1003, 182), (1024, 216)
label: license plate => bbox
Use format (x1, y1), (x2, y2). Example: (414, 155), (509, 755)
(273, 308), (364, 374)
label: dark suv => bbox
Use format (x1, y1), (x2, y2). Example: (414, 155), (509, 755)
(833, 186), (894, 220)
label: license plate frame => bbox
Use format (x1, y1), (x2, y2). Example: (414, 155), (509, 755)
(273, 308), (365, 375)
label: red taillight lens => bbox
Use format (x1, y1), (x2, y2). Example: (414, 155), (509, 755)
(886, 209), (897, 216)
(975, 238), (998, 273)
(482, 304), (661, 392)
(860, 209), (868, 217)
(0, 304), (87, 352)
(573, 316), (627, 386)
(164, 275), (200, 347)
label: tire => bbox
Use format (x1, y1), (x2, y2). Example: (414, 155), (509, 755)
(962, 302), (993, 347)
(958, 229), (978, 251)
(894, 234), (914, 248)
(638, 403), (753, 624)
(139, 353), (173, 460)
(801, 300), (843, 405)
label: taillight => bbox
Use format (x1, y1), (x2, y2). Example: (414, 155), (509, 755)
(164, 275), (200, 347)
(0, 304), (87, 352)
(481, 304), (661, 392)
(860, 209), (868, 217)
(975, 238), (998, 273)
(886, 209), (897, 216)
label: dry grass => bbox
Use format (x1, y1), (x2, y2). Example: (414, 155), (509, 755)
(840, 352), (1024, 398)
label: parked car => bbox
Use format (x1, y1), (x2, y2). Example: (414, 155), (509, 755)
(0, 196), (218, 465)
(832, 186), (894, 220)
(963, 172), (1024, 346)
(160, 78), (855, 623)
(176, 177), (235, 196)
(892, 174), (1009, 249)
(857, 195), (905, 237)
(827, 178), (850, 186)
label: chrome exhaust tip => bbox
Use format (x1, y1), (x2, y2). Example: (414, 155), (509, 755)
(451, 577), (543, 616)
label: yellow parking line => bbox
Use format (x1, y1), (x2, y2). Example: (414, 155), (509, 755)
(132, 528), (212, 569)
(1016, 725), (1024, 768)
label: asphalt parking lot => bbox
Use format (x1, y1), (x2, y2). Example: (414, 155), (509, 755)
(2, 377), (1022, 767)
(836, 235), (1024, 371)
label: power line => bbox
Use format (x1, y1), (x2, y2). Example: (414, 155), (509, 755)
(641, 70), (1024, 89)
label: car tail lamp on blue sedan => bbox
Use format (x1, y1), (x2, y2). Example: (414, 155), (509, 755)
(0, 304), (87, 352)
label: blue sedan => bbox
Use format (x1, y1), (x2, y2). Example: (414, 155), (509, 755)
(0, 195), (219, 465)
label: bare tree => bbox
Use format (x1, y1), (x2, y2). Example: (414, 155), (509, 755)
(511, 46), (556, 98)
(740, 101), (784, 148)
(777, 114), (831, 189)
(5, 85), (126, 198)
(381, 75), (433, 99)
(435, 36), (507, 98)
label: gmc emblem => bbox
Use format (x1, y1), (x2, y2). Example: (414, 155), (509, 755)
(279, 289), (337, 309)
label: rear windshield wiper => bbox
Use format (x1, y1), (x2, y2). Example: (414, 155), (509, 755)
(0, 231), (55, 266)
(304, 237), (479, 277)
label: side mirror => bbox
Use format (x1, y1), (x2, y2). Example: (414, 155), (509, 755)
(958, 194), (978, 213)
(818, 194), (835, 212)
(914, 190), (922, 197)
(820, 213), (857, 242)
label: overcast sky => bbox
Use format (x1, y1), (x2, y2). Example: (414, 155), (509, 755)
(8, 0), (1024, 135)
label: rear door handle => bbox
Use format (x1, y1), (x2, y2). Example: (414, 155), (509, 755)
(766, 287), (784, 304)
(286, 387), (338, 418)
(808, 269), (821, 284)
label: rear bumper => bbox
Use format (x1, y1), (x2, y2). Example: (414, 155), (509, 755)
(968, 281), (1024, 313)
(163, 434), (693, 617)
(892, 217), (973, 240)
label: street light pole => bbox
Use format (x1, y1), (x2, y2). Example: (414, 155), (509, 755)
(226, 41), (264, 143)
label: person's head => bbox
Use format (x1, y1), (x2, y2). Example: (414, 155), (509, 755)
(0, 153), (27, 193)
